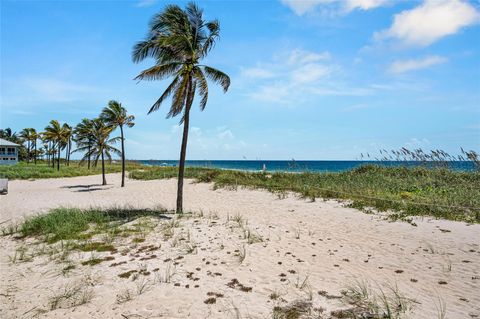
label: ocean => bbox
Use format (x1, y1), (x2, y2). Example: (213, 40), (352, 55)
(137, 160), (476, 173)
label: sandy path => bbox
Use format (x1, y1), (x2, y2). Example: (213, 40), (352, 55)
(0, 173), (479, 318)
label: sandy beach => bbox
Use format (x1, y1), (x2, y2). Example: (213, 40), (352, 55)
(0, 173), (479, 318)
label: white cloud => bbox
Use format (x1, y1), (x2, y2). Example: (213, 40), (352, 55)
(281, 0), (387, 15)
(218, 129), (234, 139)
(135, 0), (158, 8)
(281, 0), (335, 15)
(1, 77), (105, 108)
(287, 49), (331, 64)
(376, 0), (480, 47)
(242, 49), (378, 104)
(23, 78), (97, 102)
(405, 137), (430, 148)
(250, 83), (292, 104)
(292, 63), (331, 83)
(388, 55), (448, 73)
(241, 67), (275, 79)
(344, 0), (388, 12)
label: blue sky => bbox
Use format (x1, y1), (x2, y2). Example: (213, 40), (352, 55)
(1, 0), (479, 160)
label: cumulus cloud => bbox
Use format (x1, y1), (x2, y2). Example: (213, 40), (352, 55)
(280, 0), (387, 15)
(241, 49), (377, 104)
(375, 0), (480, 47)
(388, 55), (448, 73)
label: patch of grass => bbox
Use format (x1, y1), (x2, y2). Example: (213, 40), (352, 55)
(116, 288), (133, 304)
(81, 255), (114, 266)
(48, 281), (94, 310)
(75, 241), (117, 252)
(129, 165), (480, 222)
(272, 300), (318, 319)
(0, 161), (144, 180)
(19, 207), (168, 243)
(341, 280), (412, 319)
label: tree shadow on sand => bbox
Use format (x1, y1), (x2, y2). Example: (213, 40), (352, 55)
(61, 184), (113, 192)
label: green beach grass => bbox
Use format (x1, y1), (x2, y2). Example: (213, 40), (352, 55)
(17, 207), (167, 243)
(2, 161), (478, 222)
(129, 165), (480, 223)
(0, 161), (143, 180)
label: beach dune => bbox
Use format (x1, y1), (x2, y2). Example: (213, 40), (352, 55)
(0, 173), (479, 318)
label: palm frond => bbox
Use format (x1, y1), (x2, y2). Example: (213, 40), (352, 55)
(202, 66), (230, 92)
(148, 75), (181, 114)
(193, 67), (208, 110)
(134, 62), (182, 81)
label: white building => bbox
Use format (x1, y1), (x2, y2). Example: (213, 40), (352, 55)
(0, 138), (20, 165)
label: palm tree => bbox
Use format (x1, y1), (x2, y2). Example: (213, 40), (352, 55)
(76, 119), (120, 185)
(74, 119), (95, 169)
(132, 2), (230, 213)
(62, 123), (73, 166)
(100, 100), (135, 187)
(44, 120), (65, 171)
(19, 128), (34, 163)
(30, 129), (39, 165)
(0, 128), (15, 140)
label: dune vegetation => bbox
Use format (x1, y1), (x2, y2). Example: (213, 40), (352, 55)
(129, 165), (480, 223)
(0, 161), (143, 180)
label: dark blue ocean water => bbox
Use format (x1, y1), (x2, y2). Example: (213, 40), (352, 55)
(137, 160), (476, 173)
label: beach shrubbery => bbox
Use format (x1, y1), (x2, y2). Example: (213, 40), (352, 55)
(129, 165), (480, 223)
(0, 161), (143, 180)
(19, 207), (168, 243)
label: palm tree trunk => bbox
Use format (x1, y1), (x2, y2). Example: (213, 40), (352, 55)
(65, 144), (68, 163)
(57, 147), (60, 171)
(87, 142), (91, 169)
(120, 125), (125, 187)
(101, 151), (106, 185)
(27, 141), (30, 164)
(52, 144), (55, 169)
(34, 141), (37, 165)
(176, 80), (194, 214)
(67, 138), (71, 166)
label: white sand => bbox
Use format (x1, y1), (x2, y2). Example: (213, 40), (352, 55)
(0, 173), (479, 318)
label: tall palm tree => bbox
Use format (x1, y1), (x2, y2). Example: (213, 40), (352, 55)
(74, 118), (95, 169)
(100, 101), (135, 187)
(132, 2), (230, 213)
(19, 128), (34, 163)
(62, 123), (73, 166)
(76, 119), (120, 185)
(30, 129), (39, 165)
(44, 120), (65, 171)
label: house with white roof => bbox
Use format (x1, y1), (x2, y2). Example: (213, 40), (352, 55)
(0, 138), (20, 165)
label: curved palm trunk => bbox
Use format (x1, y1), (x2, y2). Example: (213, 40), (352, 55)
(120, 125), (125, 187)
(88, 144), (91, 169)
(176, 80), (194, 214)
(101, 151), (107, 185)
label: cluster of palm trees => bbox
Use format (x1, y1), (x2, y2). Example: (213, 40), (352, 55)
(5, 2), (229, 214)
(7, 100), (134, 187)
